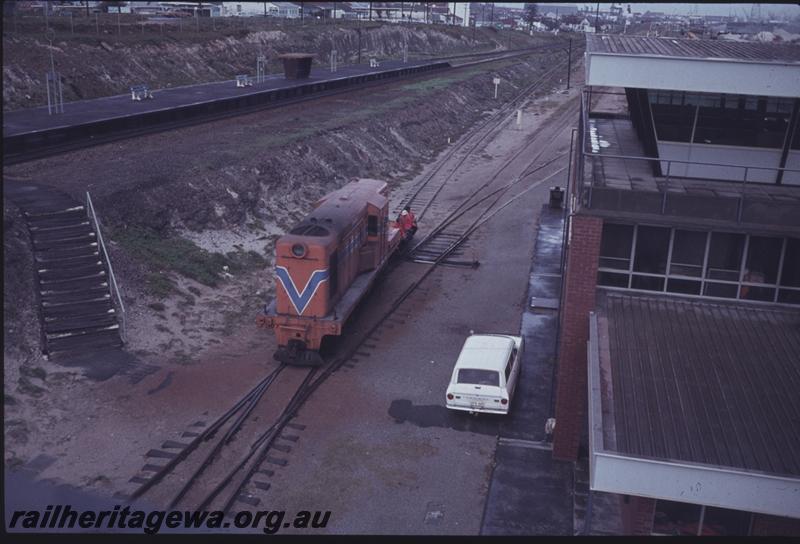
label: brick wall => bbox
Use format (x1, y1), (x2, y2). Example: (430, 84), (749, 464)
(619, 495), (657, 535)
(552, 213), (603, 460)
(751, 514), (800, 536)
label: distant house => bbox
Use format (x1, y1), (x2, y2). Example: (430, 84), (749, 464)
(221, 2), (273, 17)
(160, 2), (221, 17)
(271, 2), (300, 18)
(543, 4), (579, 17)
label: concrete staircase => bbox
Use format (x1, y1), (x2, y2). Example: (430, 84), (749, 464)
(5, 182), (123, 360)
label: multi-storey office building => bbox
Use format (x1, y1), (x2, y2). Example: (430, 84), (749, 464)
(554, 34), (800, 535)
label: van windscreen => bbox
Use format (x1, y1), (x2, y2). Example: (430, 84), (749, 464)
(457, 369), (499, 386)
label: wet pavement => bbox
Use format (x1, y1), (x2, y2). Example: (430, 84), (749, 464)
(480, 205), (575, 535)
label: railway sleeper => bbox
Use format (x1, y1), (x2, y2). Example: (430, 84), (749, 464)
(38, 258), (103, 275)
(161, 440), (191, 450)
(29, 220), (91, 233)
(17, 201), (80, 215)
(46, 329), (122, 354)
(24, 205), (85, 219)
(26, 214), (91, 229)
(46, 323), (119, 341)
(39, 275), (108, 293)
(42, 292), (111, 308)
(42, 300), (114, 319)
(33, 235), (97, 251)
(38, 268), (106, 283)
(36, 254), (105, 270)
(34, 245), (99, 262)
(44, 313), (118, 334)
(41, 289), (111, 306)
(33, 228), (96, 244)
(253, 481), (271, 492)
(236, 494), (260, 507)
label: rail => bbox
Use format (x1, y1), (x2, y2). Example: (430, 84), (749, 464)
(85, 192), (126, 343)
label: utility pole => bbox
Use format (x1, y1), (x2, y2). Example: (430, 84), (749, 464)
(369, 2), (372, 22)
(595, 2), (601, 33)
(491, 3), (494, 27)
(566, 38), (572, 89)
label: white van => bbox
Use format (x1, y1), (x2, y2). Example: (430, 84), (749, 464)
(445, 333), (523, 415)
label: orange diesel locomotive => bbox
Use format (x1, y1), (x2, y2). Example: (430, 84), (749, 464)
(257, 179), (404, 365)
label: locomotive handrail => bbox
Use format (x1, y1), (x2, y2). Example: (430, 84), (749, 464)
(85, 191), (126, 343)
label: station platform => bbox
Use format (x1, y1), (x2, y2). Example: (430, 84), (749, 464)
(3, 59), (450, 162)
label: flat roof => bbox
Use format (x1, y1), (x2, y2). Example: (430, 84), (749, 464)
(586, 34), (800, 64)
(588, 292), (800, 517)
(584, 34), (800, 96)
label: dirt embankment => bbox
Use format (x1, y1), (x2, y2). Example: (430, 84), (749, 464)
(3, 24), (574, 459)
(3, 22), (540, 111)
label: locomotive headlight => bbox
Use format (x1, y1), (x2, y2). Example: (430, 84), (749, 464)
(291, 243), (307, 258)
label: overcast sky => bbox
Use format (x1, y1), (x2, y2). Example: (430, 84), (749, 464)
(498, 3), (800, 18)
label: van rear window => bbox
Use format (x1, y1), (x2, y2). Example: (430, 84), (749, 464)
(457, 369), (499, 386)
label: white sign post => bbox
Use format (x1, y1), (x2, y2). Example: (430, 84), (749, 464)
(493, 77), (500, 99)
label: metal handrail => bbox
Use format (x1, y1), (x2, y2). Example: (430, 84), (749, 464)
(581, 146), (800, 181)
(577, 89), (800, 211)
(85, 192), (126, 343)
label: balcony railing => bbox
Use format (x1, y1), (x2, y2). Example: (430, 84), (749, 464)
(574, 91), (800, 223)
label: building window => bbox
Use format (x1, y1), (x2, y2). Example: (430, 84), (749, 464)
(648, 90), (791, 149)
(653, 500), (702, 536)
(633, 226), (670, 274)
(706, 232), (745, 282)
(599, 223), (634, 271)
(669, 229), (707, 278)
(596, 224), (799, 305)
(780, 238), (800, 288)
(653, 500), (752, 536)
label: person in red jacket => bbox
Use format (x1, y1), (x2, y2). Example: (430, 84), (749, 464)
(399, 208), (417, 242)
(404, 206), (418, 238)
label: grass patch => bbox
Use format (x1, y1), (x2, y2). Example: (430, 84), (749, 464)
(17, 376), (46, 397)
(226, 249), (268, 271)
(113, 227), (229, 287)
(146, 274), (176, 299)
(19, 366), (46, 380)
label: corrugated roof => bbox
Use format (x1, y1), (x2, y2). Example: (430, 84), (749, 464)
(600, 292), (800, 477)
(587, 33), (800, 64)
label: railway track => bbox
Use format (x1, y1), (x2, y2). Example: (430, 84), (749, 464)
(409, 98), (580, 265)
(393, 49), (580, 222)
(122, 46), (583, 519)
(124, 97), (579, 517)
